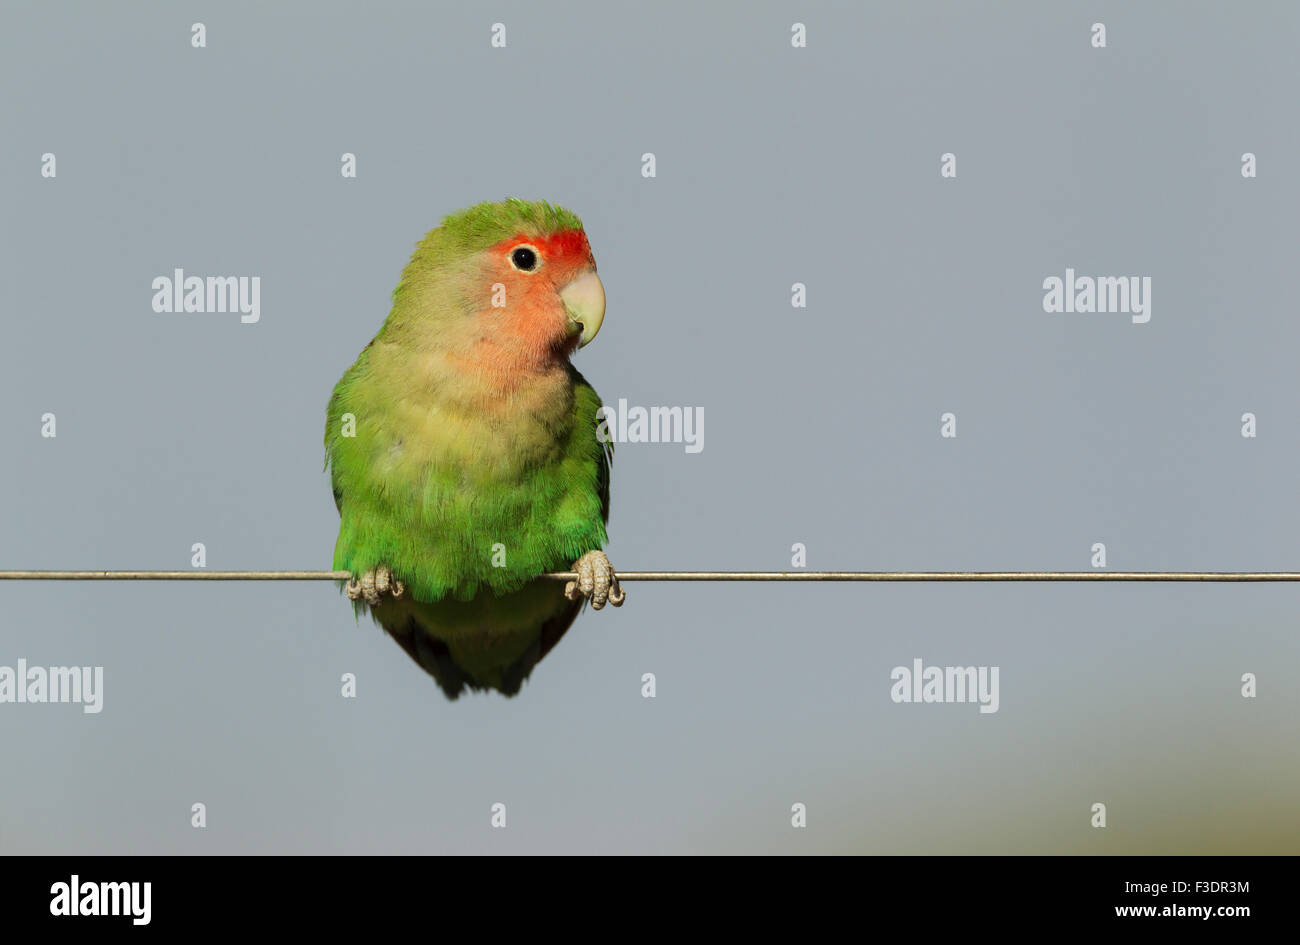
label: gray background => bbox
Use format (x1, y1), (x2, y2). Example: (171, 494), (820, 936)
(2, 0), (1297, 854)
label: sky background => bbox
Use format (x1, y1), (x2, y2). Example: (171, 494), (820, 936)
(1, 1), (1298, 853)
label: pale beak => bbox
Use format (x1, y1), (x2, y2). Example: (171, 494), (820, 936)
(559, 270), (606, 348)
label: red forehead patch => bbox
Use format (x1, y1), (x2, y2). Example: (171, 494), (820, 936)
(494, 228), (590, 263)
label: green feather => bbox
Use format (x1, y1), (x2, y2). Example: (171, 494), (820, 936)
(438, 198), (582, 255)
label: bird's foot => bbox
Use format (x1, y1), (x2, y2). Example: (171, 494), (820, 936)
(564, 551), (625, 610)
(345, 565), (405, 607)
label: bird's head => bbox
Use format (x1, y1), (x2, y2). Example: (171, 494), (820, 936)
(389, 199), (605, 374)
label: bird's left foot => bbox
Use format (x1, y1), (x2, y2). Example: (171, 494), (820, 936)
(565, 551), (625, 610)
(345, 565), (405, 607)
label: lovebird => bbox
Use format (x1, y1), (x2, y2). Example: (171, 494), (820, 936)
(325, 199), (622, 698)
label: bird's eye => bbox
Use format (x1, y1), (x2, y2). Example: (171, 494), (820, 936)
(510, 246), (539, 272)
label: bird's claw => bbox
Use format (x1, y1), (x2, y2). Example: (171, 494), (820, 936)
(345, 565), (405, 607)
(564, 550), (624, 610)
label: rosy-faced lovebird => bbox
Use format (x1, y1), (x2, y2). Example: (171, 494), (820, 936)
(325, 199), (622, 698)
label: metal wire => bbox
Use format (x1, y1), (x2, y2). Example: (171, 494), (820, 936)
(3, 570), (1300, 582)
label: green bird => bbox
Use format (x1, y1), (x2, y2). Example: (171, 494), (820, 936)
(325, 199), (622, 698)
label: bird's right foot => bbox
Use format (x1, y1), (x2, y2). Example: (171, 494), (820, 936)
(345, 565), (405, 607)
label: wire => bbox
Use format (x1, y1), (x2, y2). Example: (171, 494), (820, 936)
(0, 571), (355, 581)
(2, 570), (1300, 582)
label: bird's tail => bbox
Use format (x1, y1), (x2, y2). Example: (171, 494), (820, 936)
(368, 580), (582, 699)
